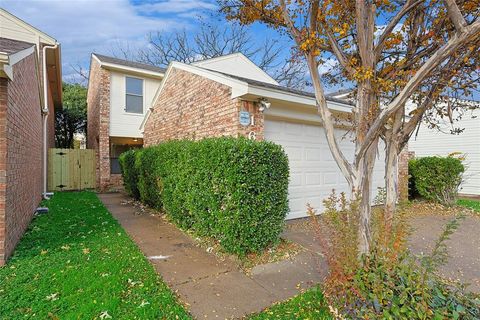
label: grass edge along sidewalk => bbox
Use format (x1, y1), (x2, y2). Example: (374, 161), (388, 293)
(0, 191), (191, 319)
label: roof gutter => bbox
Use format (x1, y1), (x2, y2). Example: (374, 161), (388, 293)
(42, 43), (58, 200)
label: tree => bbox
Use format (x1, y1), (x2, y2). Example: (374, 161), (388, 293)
(55, 83), (87, 148)
(112, 22), (309, 89)
(219, 0), (480, 254)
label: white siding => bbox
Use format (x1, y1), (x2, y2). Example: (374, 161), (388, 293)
(193, 54), (278, 85)
(265, 119), (385, 220)
(409, 109), (480, 196)
(109, 71), (162, 138)
(0, 9), (55, 46)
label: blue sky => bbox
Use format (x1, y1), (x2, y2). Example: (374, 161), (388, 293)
(2, 0), (280, 82)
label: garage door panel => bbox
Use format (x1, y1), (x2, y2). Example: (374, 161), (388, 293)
(265, 119), (385, 220)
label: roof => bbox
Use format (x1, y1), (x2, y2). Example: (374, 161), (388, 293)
(93, 53), (166, 74)
(0, 8), (57, 45)
(92, 52), (351, 106)
(0, 37), (35, 55)
(192, 52), (279, 85)
(217, 72), (354, 106)
(326, 89), (354, 97)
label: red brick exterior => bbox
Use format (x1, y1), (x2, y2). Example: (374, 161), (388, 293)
(144, 68), (263, 146)
(399, 148), (414, 201)
(0, 53), (43, 265)
(87, 58), (112, 191)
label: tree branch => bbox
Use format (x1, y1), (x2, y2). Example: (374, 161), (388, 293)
(444, 0), (468, 32)
(356, 20), (480, 163)
(374, 0), (423, 61)
(279, 0), (356, 184)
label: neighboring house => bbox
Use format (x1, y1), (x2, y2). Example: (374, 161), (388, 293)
(409, 105), (480, 197)
(0, 9), (62, 265)
(87, 54), (164, 190)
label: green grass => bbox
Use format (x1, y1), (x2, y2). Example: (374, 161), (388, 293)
(248, 286), (332, 320)
(457, 199), (480, 213)
(0, 191), (191, 319)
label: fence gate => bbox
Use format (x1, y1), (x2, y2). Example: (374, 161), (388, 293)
(48, 148), (96, 191)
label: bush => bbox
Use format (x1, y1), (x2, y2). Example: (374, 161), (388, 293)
(120, 137), (289, 255)
(409, 156), (464, 205)
(119, 149), (140, 199)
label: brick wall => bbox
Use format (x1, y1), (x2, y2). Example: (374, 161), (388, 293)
(87, 58), (112, 191)
(399, 147), (414, 201)
(144, 68), (263, 146)
(0, 53), (43, 265)
(0, 78), (7, 265)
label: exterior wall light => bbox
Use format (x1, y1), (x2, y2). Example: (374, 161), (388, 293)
(258, 98), (271, 112)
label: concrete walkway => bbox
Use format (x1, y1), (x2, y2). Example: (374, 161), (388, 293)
(98, 193), (326, 319)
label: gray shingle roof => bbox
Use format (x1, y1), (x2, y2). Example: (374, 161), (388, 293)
(0, 38), (35, 55)
(214, 71), (353, 106)
(93, 53), (166, 74)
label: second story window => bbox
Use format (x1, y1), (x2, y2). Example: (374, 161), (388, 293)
(125, 77), (143, 114)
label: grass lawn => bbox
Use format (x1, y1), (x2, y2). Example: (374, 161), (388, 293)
(249, 286), (332, 320)
(0, 191), (190, 319)
(457, 198), (480, 213)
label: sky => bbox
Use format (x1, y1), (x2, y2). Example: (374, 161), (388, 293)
(1, 0), (260, 82)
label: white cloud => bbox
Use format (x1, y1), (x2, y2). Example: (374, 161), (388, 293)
(136, 0), (216, 14)
(1, 0), (212, 82)
(318, 58), (338, 75)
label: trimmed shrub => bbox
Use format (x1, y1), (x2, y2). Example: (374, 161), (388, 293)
(120, 137), (290, 255)
(409, 156), (464, 205)
(119, 149), (140, 199)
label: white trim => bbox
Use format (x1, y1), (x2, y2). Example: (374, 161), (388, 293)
(1, 46), (36, 80)
(246, 85), (353, 113)
(192, 52), (279, 85)
(92, 54), (165, 78)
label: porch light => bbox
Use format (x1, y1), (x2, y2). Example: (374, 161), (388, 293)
(258, 98), (271, 112)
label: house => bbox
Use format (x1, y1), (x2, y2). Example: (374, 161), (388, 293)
(0, 9), (62, 265)
(88, 53), (394, 219)
(87, 54), (164, 190)
(409, 103), (480, 197)
(142, 54), (389, 219)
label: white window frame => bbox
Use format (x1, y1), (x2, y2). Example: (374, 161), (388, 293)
(125, 76), (144, 114)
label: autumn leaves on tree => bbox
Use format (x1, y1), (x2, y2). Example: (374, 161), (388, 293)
(219, 0), (480, 254)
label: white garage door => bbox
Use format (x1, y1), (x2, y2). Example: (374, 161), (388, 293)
(265, 119), (385, 220)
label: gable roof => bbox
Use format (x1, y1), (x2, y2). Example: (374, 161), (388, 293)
(92, 53), (166, 75)
(192, 52), (279, 85)
(0, 8), (57, 45)
(140, 61), (353, 131)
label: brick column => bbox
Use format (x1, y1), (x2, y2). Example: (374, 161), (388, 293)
(398, 147), (415, 201)
(237, 100), (264, 141)
(0, 78), (7, 266)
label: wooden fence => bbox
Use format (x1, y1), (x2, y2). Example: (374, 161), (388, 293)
(48, 148), (96, 191)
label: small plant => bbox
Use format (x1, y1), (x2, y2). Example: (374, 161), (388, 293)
(409, 156), (465, 205)
(309, 192), (479, 319)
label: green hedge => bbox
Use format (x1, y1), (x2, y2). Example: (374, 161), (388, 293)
(409, 156), (464, 205)
(118, 149), (139, 199)
(119, 137), (290, 255)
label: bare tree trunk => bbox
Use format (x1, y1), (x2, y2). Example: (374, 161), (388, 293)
(384, 139), (399, 231)
(384, 108), (403, 231)
(355, 141), (378, 255)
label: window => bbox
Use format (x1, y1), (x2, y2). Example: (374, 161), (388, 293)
(125, 77), (143, 113)
(110, 141), (142, 174)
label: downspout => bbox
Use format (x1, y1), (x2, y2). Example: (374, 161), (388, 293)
(42, 44), (58, 200)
